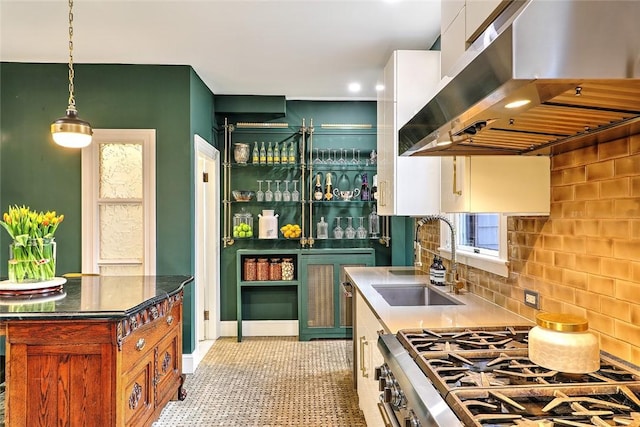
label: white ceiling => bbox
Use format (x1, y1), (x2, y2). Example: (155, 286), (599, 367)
(0, 0), (441, 100)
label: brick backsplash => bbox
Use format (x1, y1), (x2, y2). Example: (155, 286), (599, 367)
(417, 133), (640, 366)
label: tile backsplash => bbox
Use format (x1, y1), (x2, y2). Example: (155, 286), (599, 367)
(418, 133), (640, 365)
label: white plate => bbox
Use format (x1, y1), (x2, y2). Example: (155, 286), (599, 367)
(0, 277), (67, 291)
(0, 291), (67, 306)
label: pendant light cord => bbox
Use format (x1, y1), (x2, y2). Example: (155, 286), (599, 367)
(67, 0), (77, 112)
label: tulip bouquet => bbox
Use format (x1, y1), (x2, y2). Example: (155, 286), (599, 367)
(0, 205), (64, 283)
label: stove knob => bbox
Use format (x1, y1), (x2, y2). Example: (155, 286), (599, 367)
(383, 387), (392, 403)
(378, 376), (386, 391)
(374, 366), (383, 380)
(404, 410), (420, 427)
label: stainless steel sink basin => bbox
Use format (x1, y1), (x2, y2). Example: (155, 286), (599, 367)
(372, 284), (463, 306)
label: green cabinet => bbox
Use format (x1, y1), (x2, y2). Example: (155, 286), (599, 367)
(299, 249), (375, 341)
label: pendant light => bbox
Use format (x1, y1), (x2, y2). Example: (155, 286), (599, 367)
(50, 0), (93, 148)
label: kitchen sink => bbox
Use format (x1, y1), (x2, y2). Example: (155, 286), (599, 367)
(372, 284), (463, 306)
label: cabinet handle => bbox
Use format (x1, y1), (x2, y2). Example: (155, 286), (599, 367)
(359, 336), (369, 378)
(380, 181), (387, 206)
(166, 315), (174, 326)
(135, 338), (146, 351)
(453, 156), (462, 196)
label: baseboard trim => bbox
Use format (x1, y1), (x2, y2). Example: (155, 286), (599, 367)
(220, 320), (299, 337)
(182, 339), (215, 374)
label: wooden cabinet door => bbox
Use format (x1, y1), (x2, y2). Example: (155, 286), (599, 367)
(123, 352), (155, 427)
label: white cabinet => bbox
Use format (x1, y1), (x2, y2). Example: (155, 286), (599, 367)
(440, 156), (550, 214)
(354, 290), (385, 427)
(377, 50), (441, 216)
(465, 0), (508, 42)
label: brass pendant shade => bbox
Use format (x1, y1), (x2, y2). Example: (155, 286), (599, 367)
(51, 108), (93, 148)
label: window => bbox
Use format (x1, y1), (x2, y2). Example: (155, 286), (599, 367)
(439, 213), (508, 277)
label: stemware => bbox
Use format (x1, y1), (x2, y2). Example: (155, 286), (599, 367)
(291, 179), (300, 202)
(345, 217), (356, 239)
(338, 148), (346, 164)
(351, 148), (358, 164)
(333, 217), (344, 239)
(356, 217), (368, 239)
(313, 148), (322, 164)
(274, 180), (282, 202)
(337, 172), (351, 192)
(320, 149), (327, 164)
(282, 180), (291, 202)
(265, 180), (273, 202)
(256, 180), (264, 202)
(325, 148), (333, 164)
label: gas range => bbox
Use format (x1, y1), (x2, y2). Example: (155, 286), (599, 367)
(378, 326), (640, 427)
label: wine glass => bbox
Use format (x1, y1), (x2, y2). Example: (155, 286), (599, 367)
(351, 148), (358, 164)
(345, 217), (356, 239)
(337, 172), (351, 192)
(274, 180), (282, 202)
(325, 148), (333, 164)
(291, 179), (300, 202)
(356, 217), (367, 239)
(313, 148), (322, 164)
(282, 180), (291, 202)
(265, 180), (273, 202)
(333, 217), (344, 239)
(338, 148), (346, 164)
(320, 149), (327, 164)
(256, 180), (264, 202)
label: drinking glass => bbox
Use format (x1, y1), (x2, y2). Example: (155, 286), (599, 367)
(351, 148), (358, 164)
(282, 180), (291, 202)
(333, 217), (344, 239)
(325, 148), (333, 164)
(338, 148), (346, 164)
(274, 180), (282, 202)
(256, 180), (264, 202)
(337, 172), (351, 192)
(345, 217), (356, 239)
(313, 148), (322, 164)
(265, 180), (273, 202)
(291, 179), (300, 202)
(320, 149), (327, 164)
(356, 217), (367, 239)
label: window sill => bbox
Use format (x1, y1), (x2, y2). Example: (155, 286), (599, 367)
(438, 247), (509, 278)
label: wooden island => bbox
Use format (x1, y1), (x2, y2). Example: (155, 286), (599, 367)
(0, 275), (192, 427)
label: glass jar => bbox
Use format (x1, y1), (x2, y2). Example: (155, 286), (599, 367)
(243, 258), (257, 281)
(256, 258), (269, 281)
(269, 258), (282, 281)
(233, 209), (254, 239)
(281, 258), (294, 281)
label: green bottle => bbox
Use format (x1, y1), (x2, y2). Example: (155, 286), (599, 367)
(273, 142), (281, 164)
(288, 141), (296, 164)
(267, 142), (274, 165)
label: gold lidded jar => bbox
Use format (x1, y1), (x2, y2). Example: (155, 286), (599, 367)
(256, 258), (269, 281)
(243, 258), (257, 281)
(281, 258), (294, 281)
(528, 312), (600, 373)
(269, 258), (282, 281)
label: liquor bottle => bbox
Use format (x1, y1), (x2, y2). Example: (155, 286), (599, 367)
(368, 204), (380, 238)
(324, 172), (333, 201)
(371, 174), (378, 201)
(273, 142), (281, 164)
(266, 142), (274, 165)
(313, 173), (323, 201)
(288, 141), (296, 164)
(360, 173), (370, 201)
(252, 141), (259, 164)
(259, 141), (267, 165)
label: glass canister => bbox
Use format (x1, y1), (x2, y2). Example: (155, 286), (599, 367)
(282, 258), (294, 281)
(233, 209), (254, 239)
(256, 258), (269, 281)
(269, 258), (282, 281)
(243, 258), (257, 281)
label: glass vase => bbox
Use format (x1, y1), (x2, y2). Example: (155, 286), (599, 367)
(8, 238), (57, 283)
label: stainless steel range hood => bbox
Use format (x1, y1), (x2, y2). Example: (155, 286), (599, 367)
(399, 0), (640, 157)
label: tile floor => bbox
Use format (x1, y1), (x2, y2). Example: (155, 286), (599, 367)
(154, 337), (367, 427)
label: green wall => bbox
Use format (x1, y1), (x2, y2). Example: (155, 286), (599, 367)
(0, 62), (215, 353)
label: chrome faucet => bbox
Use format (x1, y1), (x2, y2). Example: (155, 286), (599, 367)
(415, 215), (461, 292)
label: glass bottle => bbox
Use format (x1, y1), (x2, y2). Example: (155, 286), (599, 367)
(252, 141), (259, 164)
(269, 258), (282, 281)
(317, 216), (328, 239)
(259, 141), (267, 165)
(288, 141), (296, 164)
(371, 174), (378, 201)
(266, 142), (274, 165)
(273, 142), (281, 164)
(243, 258), (257, 281)
(281, 258), (294, 281)
(368, 204), (380, 238)
(313, 173), (323, 201)
(360, 172), (370, 201)
(256, 258), (269, 281)
(324, 172), (333, 201)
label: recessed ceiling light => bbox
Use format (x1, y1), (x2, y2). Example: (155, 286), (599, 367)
(505, 99), (531, 109)
(348, 82), (361, 92)
(375, 84), (385, 92)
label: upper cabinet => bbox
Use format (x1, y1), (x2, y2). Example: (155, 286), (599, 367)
(440, 0), (510, 78)
(377, 50), (441, 216)
(440, 156), (550, 214)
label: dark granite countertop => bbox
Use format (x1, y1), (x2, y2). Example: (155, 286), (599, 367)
(0, 275), (193, 320)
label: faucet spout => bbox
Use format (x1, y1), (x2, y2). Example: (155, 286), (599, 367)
(416, 214), (457, 278)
